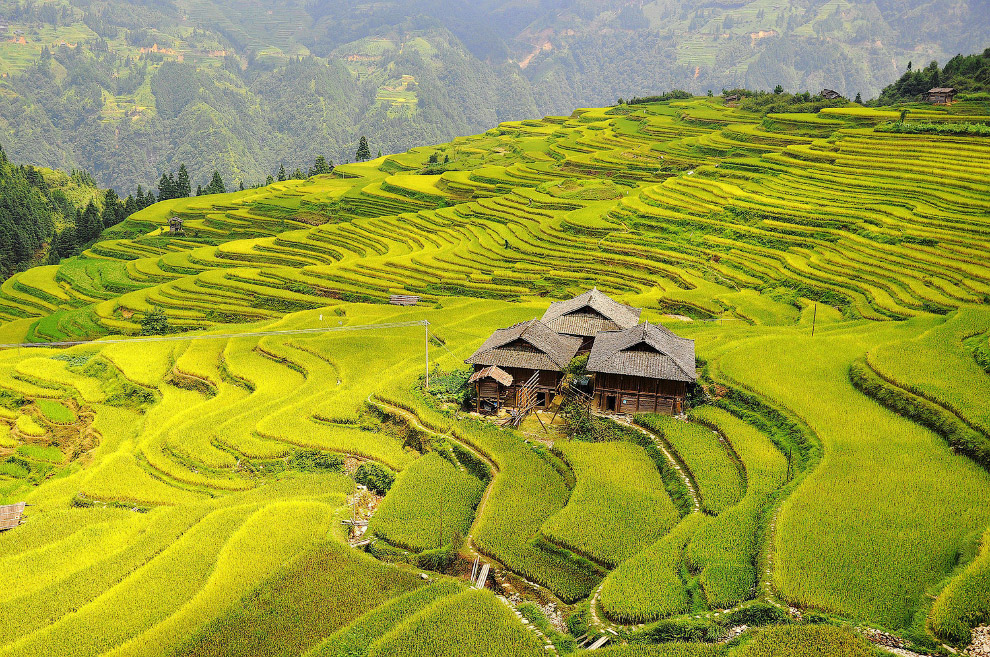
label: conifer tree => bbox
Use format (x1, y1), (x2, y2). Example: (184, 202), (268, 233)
(309, 155), (332, 176)
(277, 163), (286, 181)
(854, 92), (862, 104)
(102, 189), (123, 228)
(356, 136), (371, 162)
(204, 171), (226, 195)
(78, 201), (102, 243)
(176, 164), (192, 197)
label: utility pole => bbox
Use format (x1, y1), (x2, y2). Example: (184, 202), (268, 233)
(425, 320), (430, 390)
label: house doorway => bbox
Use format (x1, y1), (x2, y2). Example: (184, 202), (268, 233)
(535, 391), (547, 408)
(605, 395), (617, 412)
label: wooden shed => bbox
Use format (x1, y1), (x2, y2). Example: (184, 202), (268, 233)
(820, 89), (842, 100)
(924, 87), (957, 105)
(541, 288), (641, 352)
(465, 319), (581, 414)
(587, 321), (696, 415)
(168, 216), (184, 235)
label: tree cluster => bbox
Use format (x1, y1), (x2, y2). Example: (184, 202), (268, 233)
(876, 49), (990, 104)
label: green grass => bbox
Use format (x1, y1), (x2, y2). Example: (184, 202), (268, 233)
(308, 581), (464, 657)
(636, 415), (744, 516)
(730, 624), (878, 657)
(363, 589), (548, 657)
(36, 399), (76, 424)
(368, 451), (486, 552)
(176, 541), (426, 657)
(599, 514), (711, 623)
(541, 439), (681, 567)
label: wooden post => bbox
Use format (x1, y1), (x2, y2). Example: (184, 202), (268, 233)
(811, 304), (817, 337)
(425, 320), (430, 391)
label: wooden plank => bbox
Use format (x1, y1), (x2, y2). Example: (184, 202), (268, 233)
(588, 636), (610, 649)
(475, 563), (490, 589)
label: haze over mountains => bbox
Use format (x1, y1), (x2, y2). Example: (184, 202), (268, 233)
(0, 0), (986, 192)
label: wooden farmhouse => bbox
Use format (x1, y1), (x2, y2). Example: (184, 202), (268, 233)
(466, 289), (697, 417)
(587, 322), (697, 415)
(541, 287), (641, 352)
(820, 88), (842, 100)
(465, 319), (581, 414)
(924, 87), (957, 104)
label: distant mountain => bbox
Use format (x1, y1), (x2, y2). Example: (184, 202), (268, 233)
(0, 0), (986, 192)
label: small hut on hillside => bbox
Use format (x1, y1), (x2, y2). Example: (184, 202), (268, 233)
(541, 288), (641, 352)
(820, 89), (842, 100)
(0, 502), (26, 531)
(168, 216), (184, 235)
(465, 319), (581, 414)
(587, 322), (696, 415)
(924, 87), (957, 105)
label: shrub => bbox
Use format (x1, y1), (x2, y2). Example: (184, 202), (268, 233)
(719, 603), (791, 627)
(355, 462), (396, 494)
(634, 619), (722, 643)
(288, 449), (345, 473)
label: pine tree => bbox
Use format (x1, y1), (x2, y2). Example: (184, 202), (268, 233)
(356, 136), (371, 162)
(158, 173), (174, 201)
(123, 195), (137, 218)
(204, 171), (226, 195)
(176, 164), (192, 197)
(102, 189), (123, 228)
(78, 201), (102, 243)
(277, 164), (286, 182)
(196, 185), (203, 196)
(239, 180), (245, 191)
(309, 155), (332, 176)
(377, 149), (382, 158)
(854, 92), (862, 104)
(266, 174), (274, 186)
(135, 185), (145, 207)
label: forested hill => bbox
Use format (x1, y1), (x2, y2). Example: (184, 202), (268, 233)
(0, 0), (987, 193)
(878, 48), (990, 104)
(0, 146), (105, 278)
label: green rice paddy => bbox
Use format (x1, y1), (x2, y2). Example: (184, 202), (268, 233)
(0, 95), (989, 654)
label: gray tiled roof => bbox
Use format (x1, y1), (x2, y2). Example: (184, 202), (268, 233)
(587, 322), (696, 382)
(465, 319), (582, 372)
(541, 288), (642, 337)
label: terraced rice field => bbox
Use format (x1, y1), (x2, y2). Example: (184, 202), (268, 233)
(1, 96), (989, 654)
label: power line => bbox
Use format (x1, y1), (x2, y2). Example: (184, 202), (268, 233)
(0, 320), (430, 350)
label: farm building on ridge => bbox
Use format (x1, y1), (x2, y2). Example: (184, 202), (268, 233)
(820, 89), (842, 100)
(466, 289), (696, 416)
(465, 319), (581, 414)
(587, 322), (696, 415)
(924, 87), (957, 104)
(541, 287), (641, 352)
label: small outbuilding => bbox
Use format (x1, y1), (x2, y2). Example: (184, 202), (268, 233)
(924, 87), (957, 105)
(541, 288), (641, 352)
(0, 502), (26, 531)
(587, 321), (696, 415)
(724, 94), (741, 103)
(465, 319), (581, 414)
(820, 89), (842, 100)
(168, 216), (184, 235)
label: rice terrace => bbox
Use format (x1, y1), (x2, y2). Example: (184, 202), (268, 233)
(2, 94), (990, 657)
